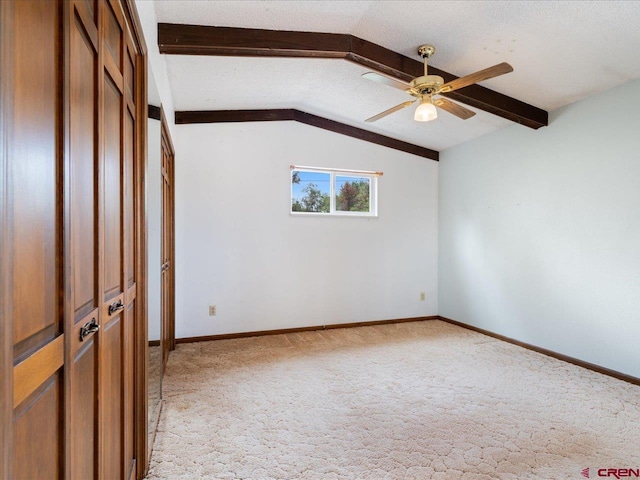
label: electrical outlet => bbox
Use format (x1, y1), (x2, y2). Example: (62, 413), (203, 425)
(420, 292), (426, 301)
(209, 305), (216, 316)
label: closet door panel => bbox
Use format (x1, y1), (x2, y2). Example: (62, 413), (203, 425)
(9, 2), (63, 479)
(102, 73), (125, 479)
(69, 337), (97, 479)
(84, 0), (97, 22)
(103, 75), (123, 302)
(124, 46), (135, 106)
(104, 1), (122, 67)
(101, 3), (128, 476)
(13, 375), (62, 480)
(11, 0), (58, 355)
(123, 92), (137, 477)
(125, 109), (135, 288)
(70, 6), (99, 322)
(67, 2), (100, 479)
(101, 314), (123, 480)
(123, 300), (136, 478)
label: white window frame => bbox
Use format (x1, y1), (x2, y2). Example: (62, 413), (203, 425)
(290, 166), (380, 217)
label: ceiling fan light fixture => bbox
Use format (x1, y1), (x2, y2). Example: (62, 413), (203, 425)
(414, 97), (437, 122)
(362, 43), (512, 124)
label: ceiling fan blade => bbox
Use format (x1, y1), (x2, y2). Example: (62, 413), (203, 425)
(434, 97), (476, 120)
(439, 62), (513, 93)
(362, 72), (410, 92)
(365, 100), (416, 122)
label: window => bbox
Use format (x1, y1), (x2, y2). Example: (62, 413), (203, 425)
(290, 166), (379, 217)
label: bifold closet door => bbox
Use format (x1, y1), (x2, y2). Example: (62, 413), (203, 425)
(67, 0), (141, 476)
(3, 1), (143, 478)
(7, 1), (64, 478)
(100, 1), (138, 478)
(160, 124), (175, 372)
(67, 0), (138, 478)
(66, 1), (100, 478)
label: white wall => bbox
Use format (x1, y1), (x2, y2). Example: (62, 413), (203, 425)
(136, 0), (175, 341)
(135, 0), (176, 140)
(439, 79), (640, 378)
(175, 121), (438, 338)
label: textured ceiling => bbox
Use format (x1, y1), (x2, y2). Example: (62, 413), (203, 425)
(154, 0), (640, 151)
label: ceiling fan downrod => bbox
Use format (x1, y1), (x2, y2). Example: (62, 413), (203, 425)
(418, 44), (435, 77)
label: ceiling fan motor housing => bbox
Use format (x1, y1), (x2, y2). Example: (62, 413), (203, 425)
(409, 75), (445, 96)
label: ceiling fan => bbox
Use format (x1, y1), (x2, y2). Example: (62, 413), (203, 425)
(362, 45), (513, 123)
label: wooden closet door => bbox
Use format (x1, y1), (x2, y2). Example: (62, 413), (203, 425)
(2, 1), (145, 478)
(5, 2), (64, 478)
(160, 120), (175, 372)
(66, 1), (100, 478)
(100, 1), (138, 478)
(66, 1), (138, 478)
(122, 16), (139, 480)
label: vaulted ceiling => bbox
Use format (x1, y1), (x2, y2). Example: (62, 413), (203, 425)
(153, 1), (640, 152)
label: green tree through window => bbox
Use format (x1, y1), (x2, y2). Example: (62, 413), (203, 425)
(292, 183), (330, 213)
(291, 170), (331, 213)
(336, 178), (370, 212)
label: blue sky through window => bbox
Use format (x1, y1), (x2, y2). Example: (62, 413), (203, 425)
(291, 171), (330, 201)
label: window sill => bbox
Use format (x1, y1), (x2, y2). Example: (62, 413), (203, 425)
(290, 212), (379, 218)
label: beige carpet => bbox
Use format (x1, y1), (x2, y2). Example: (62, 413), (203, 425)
(146, 320), (640, 479)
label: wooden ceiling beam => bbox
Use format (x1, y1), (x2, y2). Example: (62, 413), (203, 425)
(175, 109), (439, 160)
(159, 23), (548, 130)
